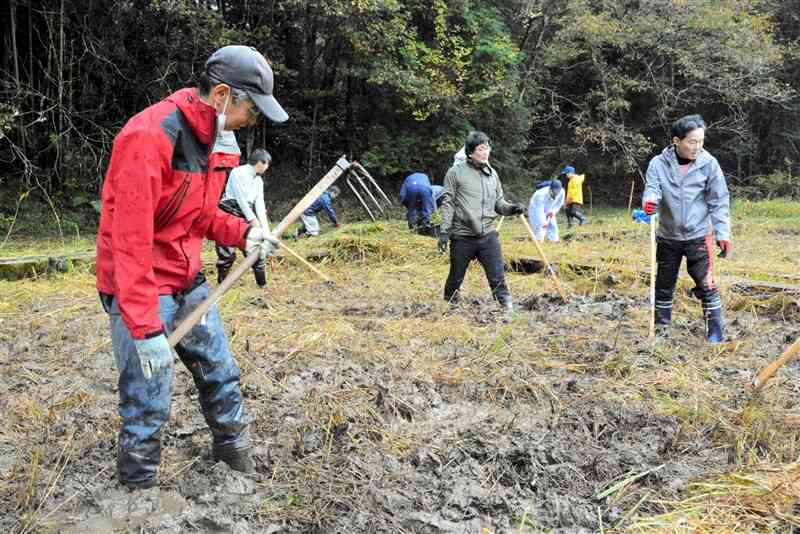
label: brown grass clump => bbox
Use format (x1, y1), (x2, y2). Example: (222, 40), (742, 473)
(628, 464), (800, 532)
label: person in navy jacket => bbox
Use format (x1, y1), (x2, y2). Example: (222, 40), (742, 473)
(296, 186), (341, 237)
(400, 171), (437, 230)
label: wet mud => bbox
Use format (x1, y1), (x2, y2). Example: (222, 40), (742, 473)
(1, 282), (795, 533)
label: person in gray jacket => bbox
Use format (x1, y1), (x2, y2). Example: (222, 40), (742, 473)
(216, 148), (272, 286)
(642, 114), (731, 343)
(438, 131), (525, 312)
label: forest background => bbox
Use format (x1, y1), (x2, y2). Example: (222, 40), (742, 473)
(1, 0), (799, 222)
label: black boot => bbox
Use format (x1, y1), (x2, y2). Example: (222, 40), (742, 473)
(213, 444), (255, 474)
(705, 306), (724, 344)
(254, 268), (267, 288)
(654, 300), (672, 337)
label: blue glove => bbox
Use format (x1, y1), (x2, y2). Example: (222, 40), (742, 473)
(133, 334), (173, 380)
(631, 209), (652, 224)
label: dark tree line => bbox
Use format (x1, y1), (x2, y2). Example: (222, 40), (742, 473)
(1, 0), (799, 211)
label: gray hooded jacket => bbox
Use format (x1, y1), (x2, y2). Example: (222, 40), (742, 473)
(441, 160), (517, 238)
(643, 146), (731, 242)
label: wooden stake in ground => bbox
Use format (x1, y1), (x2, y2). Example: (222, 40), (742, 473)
(263, 235), (331, 283)
(518, 215), (568, 302)
(167, 156), (350, 347)
(649, 214), (657, 339)
(751, 337), (800, 391)
(627, 179), (636, 215)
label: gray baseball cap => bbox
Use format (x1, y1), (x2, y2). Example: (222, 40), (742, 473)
(205, 45), (289, 123)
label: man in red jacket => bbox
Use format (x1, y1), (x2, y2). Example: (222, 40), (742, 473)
(96, 45), (288, 489)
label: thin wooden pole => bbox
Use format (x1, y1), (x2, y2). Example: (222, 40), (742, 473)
(496, 216), (505, 232)
(265, 235), (331, 283)
(167, 156), (350, 347)
(519, 215), (568, 302)
(649, 215), (657, 339)
(627, 179), (636, 215)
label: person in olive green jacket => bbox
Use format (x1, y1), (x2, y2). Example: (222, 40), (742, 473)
(438, 131), (525, 312)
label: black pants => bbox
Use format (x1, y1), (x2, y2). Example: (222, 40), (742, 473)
(215, 244), (267, 286)
(444, 231), (511, 304)
(565, 203), (587, 227)
(655, 235), (720, 317)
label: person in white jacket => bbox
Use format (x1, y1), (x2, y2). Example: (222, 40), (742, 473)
(527, 179), (565, 242)
(216, 148), (272, 286)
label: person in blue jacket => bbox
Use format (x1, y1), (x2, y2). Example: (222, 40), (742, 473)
(642, 114), (731, 343)
(296, 185), (341, 237)
(400, 171), (437, 230)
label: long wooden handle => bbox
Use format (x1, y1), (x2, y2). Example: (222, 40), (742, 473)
(649, 216), (656, 339)
(496, 216), (505, 232)
(265, 235), (331, 283)
(167, 156), (350, 347)
(751, 337), (800, 391)
(518, 215), (568, 302)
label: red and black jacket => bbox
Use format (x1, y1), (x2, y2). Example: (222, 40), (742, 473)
(96, 88), (248, 339)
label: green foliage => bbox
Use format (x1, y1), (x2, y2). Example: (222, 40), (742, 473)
(1, 0), (798, 214)
(752, 169), (800, 199)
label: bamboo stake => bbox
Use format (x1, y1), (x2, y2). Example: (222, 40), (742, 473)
(751, 337), (800, 391)
(649, 214), (657, 339)
(627, 179), (636, 215)
(264, 235), (331, 283)
(518, 215), (568, 302)
(167, 156), (350, 347)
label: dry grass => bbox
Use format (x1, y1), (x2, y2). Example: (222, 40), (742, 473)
(1, 205), (800, 532)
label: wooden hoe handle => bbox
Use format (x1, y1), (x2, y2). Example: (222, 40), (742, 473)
(518, 215), (568, 302)
(751, 337), (800, 391)
(167, 156), (350, 347)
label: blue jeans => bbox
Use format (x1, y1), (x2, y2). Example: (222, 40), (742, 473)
(101, 277), (249, 486)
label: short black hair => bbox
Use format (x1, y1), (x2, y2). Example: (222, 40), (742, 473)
(465, 131), (491, 155)
(671, 114), (706, 140)
(248, 148), (271, 165)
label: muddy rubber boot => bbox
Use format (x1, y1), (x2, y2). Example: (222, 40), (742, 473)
(213, 445), (255, 474)
(654, 302), (672, 337)
(705, 307), (724, 344)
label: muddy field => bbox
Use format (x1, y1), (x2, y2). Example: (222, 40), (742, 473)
(2, 210), (800, 533)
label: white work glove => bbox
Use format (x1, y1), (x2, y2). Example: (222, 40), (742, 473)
(133, 334), (173, 380)
(245, 226), (277, 261)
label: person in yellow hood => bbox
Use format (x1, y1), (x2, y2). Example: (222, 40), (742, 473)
(563, 166), (587, 228)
